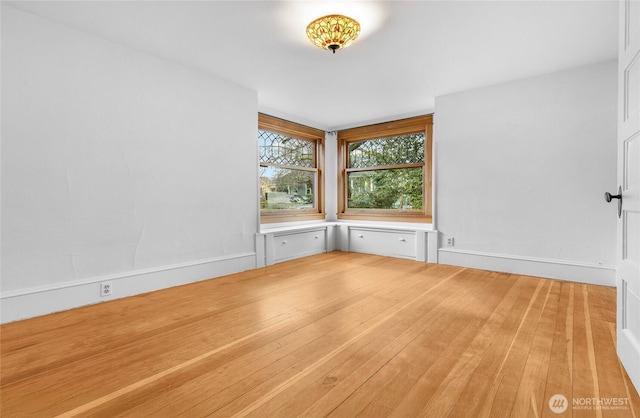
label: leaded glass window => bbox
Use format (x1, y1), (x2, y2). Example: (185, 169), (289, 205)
(258, 114), (324, 221)
(348, 133), (425, 169)
(259, 131), (315, 168)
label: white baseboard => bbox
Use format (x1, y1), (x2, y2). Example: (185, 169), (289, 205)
(438, 248), (615, 287)
(2, 248), (615, 323)
(0, 252), (256, 324)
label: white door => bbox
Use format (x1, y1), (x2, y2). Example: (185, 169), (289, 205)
(616, 0), (640, 394)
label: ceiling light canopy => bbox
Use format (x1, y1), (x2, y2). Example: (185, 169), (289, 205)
(306, 14), (361, 54)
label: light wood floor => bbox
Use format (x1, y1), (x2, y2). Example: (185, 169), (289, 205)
(1, 252), (639, 417)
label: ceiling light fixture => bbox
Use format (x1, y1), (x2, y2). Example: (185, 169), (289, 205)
(306, 14), (361, 54)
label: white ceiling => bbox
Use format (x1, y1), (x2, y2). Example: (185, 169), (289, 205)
(6, 1), (618, 131)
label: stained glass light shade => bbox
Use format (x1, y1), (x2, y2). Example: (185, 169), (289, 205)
(306, 15), (361, 53)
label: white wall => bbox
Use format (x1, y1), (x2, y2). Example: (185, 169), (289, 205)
(435, 61), (618, 285)
(1, 6), (259, 322)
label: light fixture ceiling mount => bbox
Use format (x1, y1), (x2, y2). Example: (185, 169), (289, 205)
(306, 14), (361, 54)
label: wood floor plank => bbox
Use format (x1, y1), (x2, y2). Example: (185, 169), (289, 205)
(327, 282), (489, 418)
(204, 266), (469, 417)
(268, 268), (499, 417)
(586, 285), (617, 323)
(573, 284), (601, 418)
(509, 279), (560, 416)
(438, 274), (542, 418)
(395, 272), (521, 417)
(541, 282), (575, 418)
(1, 252), (637, 417)
(345, 270), (517, 417)
(77, 263), (461, 417)
(473, 278), (553, 417)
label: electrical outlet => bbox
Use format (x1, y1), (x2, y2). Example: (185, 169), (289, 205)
(446, 237), (455, 246)
(100, 281), (113, 297)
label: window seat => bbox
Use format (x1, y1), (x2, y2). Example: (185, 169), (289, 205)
(256, 221), (438, 267)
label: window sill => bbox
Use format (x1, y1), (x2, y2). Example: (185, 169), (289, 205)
(259, 220), (337, 235)
(260, 212), (326, 224)
(336, 219), (434, 232)
(338, 213), (432, 224)
(259, 219), (434, 235)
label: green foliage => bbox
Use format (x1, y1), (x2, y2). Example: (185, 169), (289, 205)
(349, 133), (425, 168)
(348, 168), (423, 210)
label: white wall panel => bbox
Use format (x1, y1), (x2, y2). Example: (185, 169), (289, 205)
(1, 6), (258, 318)
(434, 61), (618, 278)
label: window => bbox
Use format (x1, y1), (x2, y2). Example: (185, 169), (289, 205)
(338, 115), (433, 222)
(259, 113), (325, 223)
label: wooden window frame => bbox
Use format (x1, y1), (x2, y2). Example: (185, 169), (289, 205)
(338, 114), (433, 223)
(259, 113), (325, 223)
